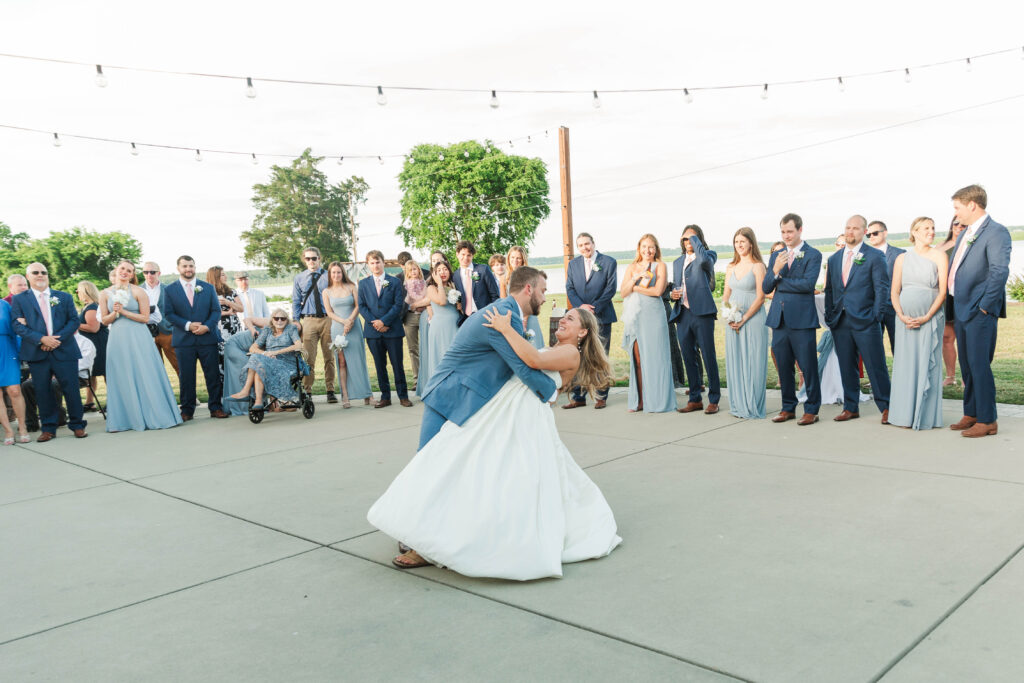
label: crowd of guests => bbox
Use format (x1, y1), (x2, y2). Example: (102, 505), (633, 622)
(0, 184), (1013, 443)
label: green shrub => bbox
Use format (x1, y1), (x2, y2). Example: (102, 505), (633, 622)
(1008, 272), (1024, 303)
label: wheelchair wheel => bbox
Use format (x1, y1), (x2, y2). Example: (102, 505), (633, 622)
(302, 398), (315, 419)
(248, 399), (264, 424)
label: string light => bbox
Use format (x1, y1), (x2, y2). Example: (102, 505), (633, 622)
(965, 57), (973, 72)
(438, 153), (444, 161)
(376, 86), (387, 106)
(337, 155), (344, 165)
(52, 132), (61, 147)
(245, 77), (256, 98)
(463, 151), (469, 158)
(377, 155), (384, 165)
(684, 88), (693, 104)
(592, 90), (601, 108)
(837, 76), (845, 92)
(130, 142), (139, 156)
(489, 90), (499, 109)
(94, 64), (107, 88)
(904, 68), (912, 83)
(527, 135), (532, 144)
(761, 83), (769, 100)
(194, 149), (202, 162)
(250, 152), (258, 165)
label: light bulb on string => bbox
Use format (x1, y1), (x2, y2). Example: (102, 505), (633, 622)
(837, 76), (845, 92)
(489, 90), (499, 109)
(463, 151), (469, 158)
(251, 153), (258, 165)
(904, 68), (911, 83)
(376, 86), (387, 106)
(408, 156), (415, 164)
(130, 143), (139, 156)
(965, 57), (973, 72)
(544, 130), (549, 138)
(438, 153), (445, 161)
(94, 64), (108, 88)
(592, 90), (601, 108)
(378, 156), (384, 165)
(245, 77), (257, 98)
(194, 149), (203, 162)
(684, 88), (693, 104)
(52, 132), (62, 147)
(527, 135), (532, 144)
(337, 156), (344, 165)
(508, 140), (513, 148)
(761, 83), (769, 100)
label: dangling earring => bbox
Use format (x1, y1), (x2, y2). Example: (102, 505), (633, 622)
(577, 335), (584, 351)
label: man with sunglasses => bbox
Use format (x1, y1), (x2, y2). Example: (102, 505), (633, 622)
(10, 263), (87, 441)
(291, 247), (336, 403)
(140, 262), (178, 374)
(865, 221), (904, 354)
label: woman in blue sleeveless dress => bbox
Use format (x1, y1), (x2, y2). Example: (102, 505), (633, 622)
(413, 260), (460, 388)
(1, 297), (31, 445)
(721, 228), (768, 419)
(502, 246), (545, 348)
(323, 261), (372, 408)
(620, 234), (676, 413)
(889, 217), (948, 430)
(99, 261), (182, 432)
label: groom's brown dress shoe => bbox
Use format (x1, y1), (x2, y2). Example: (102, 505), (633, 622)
(797, 413), (819, 426)
(677, 402), (703, 413)
(950, 416), (977, 431)
(562, 401), (586, 409)
(962, 421), (998, 438)
(36, 432), (55, 443)
(772, 411), (796, 423)
(399, 399), (413, 407)
(704, 403), (719, 415)
(594, 400), (607, 409)
(833, 410), (859, 422)
(374, 400), (392, 409)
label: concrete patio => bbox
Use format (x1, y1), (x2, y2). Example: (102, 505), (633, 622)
(1, 389), (1021, 682)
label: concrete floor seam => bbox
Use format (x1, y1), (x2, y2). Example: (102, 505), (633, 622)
(580, 421), (748, 471)
(0, 480), (122, 509)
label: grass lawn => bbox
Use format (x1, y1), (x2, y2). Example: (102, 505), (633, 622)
(85, 299), (1024, 408)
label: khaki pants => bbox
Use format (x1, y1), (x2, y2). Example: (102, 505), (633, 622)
(154, 332), (179, 374)
(403, 309), (422, 378)
(300, 316), (335, 392)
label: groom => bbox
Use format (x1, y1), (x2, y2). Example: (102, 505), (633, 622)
(418, 265), (559, 450)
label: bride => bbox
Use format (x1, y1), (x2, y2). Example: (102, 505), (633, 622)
(367, 305), (622, 581)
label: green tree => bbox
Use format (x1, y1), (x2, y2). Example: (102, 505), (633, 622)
(0, 221), (31, 282)
(2, 226), (141, 297)
(396, 140), (550, 260)
(242, 148), (369, 276)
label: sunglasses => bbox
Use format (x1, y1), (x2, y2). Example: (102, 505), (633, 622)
(272, 316), (288, 321)
(142, 270), (157, 275)
(304, 256), (319, 261)
(30, 270), (48, 275)
(865, 231), (883, 238)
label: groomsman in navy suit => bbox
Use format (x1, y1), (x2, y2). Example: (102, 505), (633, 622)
(451, 240), (499, 326)
(564, 232), (618, 409)
(163, 255), (228, 420)
(763, 213), (822, 425)
(669, 225), (721, 414)
(11, 263), (87, 441)
(824, 215), (892, 424)
(947, 185), (1011, 438)
(359, 250), (411, 408)
(865, 220), (905, 353)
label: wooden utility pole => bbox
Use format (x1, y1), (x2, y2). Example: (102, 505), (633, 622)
(346, 193), (358, 262)
(558, 125), (574, 300)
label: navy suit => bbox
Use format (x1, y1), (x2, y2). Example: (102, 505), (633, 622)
(763, 245), (822, 415)
(824, 244), (891, 414)
(566, 251), (618, 402)
(879, 245), (905, 353)
(358, 274), (407, 401)
(451, 263), (500, 325)
(163, 279), (224, 416)
(669, 240), (721, 404)
(11, 288), (86, 433)
(949, 215), (1011, 424)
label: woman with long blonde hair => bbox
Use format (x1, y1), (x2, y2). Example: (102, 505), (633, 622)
(501, 245), (546, 348)
(721, 227), (769, 418)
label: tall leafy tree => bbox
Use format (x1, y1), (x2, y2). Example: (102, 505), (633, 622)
(396, 140), (550, 260)
(242, 148), (368, 276)
(0, 221), (30, 276)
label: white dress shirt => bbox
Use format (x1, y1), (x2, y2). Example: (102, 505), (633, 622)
(948, 213), (988, 296)
(142, 281), (163, 324)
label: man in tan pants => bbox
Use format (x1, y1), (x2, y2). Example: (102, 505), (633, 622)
(291, 247), (336, 402)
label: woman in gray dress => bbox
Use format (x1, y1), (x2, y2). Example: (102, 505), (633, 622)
(888, 217), (949, 430)
(323, 261), (372, 408)
(721, 227), (769, 419)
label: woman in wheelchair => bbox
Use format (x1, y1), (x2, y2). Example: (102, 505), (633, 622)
(230, 309), (306, 411)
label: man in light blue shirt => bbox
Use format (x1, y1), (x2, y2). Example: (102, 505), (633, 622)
(291, 246), (336, 403)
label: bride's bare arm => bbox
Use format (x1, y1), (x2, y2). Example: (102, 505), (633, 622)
(482, 309), (579, 372)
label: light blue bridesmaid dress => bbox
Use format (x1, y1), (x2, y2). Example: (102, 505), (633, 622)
(888, 251), (944, 429)
(330, 292), (372, 401)
(525, 315), (545, 349)
(416, 308), (429, 397)
(426, 298), (459, 379)
(724, 269), (768, 418)
(223, 329), (257, 415)
(104, 293), (182, 432)
(621, 272), (676, 413)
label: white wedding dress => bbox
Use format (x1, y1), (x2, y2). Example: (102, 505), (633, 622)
(367, 355), (622, 581)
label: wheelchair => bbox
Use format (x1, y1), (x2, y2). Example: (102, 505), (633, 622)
(247, 351), (316, 424)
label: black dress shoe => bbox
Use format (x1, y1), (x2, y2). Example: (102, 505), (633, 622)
(180, 413), (194, 422)
(326, 391), (338, 404)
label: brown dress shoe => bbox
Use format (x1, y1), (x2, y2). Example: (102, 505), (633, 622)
(797, 413), (819, 425)
(677, 402), (704, 413)
(772, 411), (796, 423)
(73, 429), (88, 439)
(399, 399), (413, 407)
(962, 421), (998, 438)
(209, 409), (229, 418)
(594, 400), (607, 409)
(562, 401), (586, 409)
(704, 403), (719, 415)
(374, 400), (392, 409)
(880, 409), (889, 425)
(950, 416), (977, 431)
(36, 432), (56, 443)
(833, 410), (860, 422)
(180, 413), (193, 422)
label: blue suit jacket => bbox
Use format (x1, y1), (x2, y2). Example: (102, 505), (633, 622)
(154, 284), (174, 335)
(565, 252), (618, 324)
(451, 263), (500, 325)
(421, 296), (557, 426)
(763, 245), (822, 330)
(824, 244), (890, 330)
(950, 215), (1011, 322)
(162, 280), (223, 347)
(881, 245), (905, 315)
(358, 274), (405, 339)
(669, 240), (718, 321)
(11, 289), (83, 363)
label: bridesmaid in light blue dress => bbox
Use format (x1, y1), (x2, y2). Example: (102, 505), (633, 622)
(416, 261), (460, 386)
(889, 217), (948, 430)
(323, 262), (372, 407)
(722, 228), (769, 419)
(620, 235), (676, 413)
(415, 307), (429, 397)
(502, 246), (545, 349)
(100, 261), (182, 432)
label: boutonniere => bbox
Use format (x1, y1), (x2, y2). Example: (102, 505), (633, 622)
(592, 262), (602, 272)
(525, 329), (536, 341)
(381, 279), (391, 288)
(194, 284), (203, 293)
(49, 295), (59, 307)
(795, 251), (805, 260)
(471, 271), (480, 282)
(853, 253), (865, 265)
(966, 234), (977, 246)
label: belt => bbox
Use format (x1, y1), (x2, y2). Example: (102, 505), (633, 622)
(300, 314), (326, 318)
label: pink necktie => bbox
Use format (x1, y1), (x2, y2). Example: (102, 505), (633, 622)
(584, 258), (592, 281)
(375, 278), (382, 296)
(948, 233), (970, 297)
(37, 291), (53, 335)
(463, 269), (474, 315)
(186, 283), (194, 305)
(788, 249), (797, 268)
(842, 250), (853, 286)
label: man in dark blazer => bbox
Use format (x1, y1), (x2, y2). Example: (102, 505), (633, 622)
(669, 225), (721, 414)
(564, 232), (618, 409)
(451, 240), (499, 326)
(824, 215), (892, 424)
(763, 213), (822, 425)
(163, 255), (228, 420)
(10, 263), (87, 441)
(948, 184), (1012, 438)
(141, 261), (178, 374)
(359, 250), (410, 408)
(866, 220), (905, 353)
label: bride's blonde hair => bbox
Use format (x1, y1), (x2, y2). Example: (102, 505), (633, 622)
(569, 308), (614, 398)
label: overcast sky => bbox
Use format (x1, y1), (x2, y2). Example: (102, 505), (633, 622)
(2, 0), (1023, 272)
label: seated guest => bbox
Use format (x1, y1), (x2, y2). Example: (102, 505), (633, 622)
(324, 261), (372, 408)
(0, 296), (30, 444)
(223, 317), (267, 415)
(234, 271), (270, 325)
(76, 280), (108, 413)
(99, 261), (182, 432)
(359, 250), (410, 408)
(208, 266), (244, 378)
(231, 309), (304, 409)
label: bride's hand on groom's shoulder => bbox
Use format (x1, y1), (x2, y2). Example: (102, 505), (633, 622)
(482, 308), (512, 333)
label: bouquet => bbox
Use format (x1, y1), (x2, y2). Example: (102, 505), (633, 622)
(330, 334), (349, 351)
(720, 302), (743, 324)
(447, 288), (462, 305)
(404, 279), (426, 305)
(111, 288), (131, 307)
